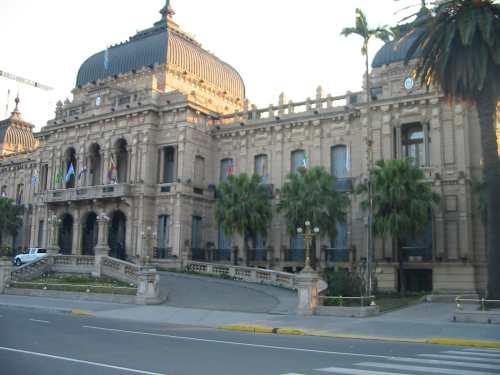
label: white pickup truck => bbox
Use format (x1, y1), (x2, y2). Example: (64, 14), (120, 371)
(13, 248), (48, 266)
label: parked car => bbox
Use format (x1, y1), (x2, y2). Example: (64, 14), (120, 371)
(13, 248), (47, 266)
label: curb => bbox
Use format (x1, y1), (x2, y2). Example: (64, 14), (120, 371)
(219, 325), (500, 348)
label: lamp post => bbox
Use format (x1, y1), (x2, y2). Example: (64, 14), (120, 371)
(297, 220), (320, 273)
(141, 226), (157, 265)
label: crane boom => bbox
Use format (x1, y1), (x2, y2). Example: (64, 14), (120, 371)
(0, 70), (53, 91)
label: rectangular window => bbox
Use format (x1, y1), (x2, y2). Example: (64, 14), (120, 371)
(194, 156), (205, 186)
(38, 220), (44, 247)
(291, 150), (305, 173)
(1, 185), (7, 197)
(191, 216), (202, 249)
(218, 225), (232, 250)
(254, 154), (268, 183)
(157, 215), (170, 252)
(331, 145), (348, 178)
(220, 159), (234, 182)
(402, 123), (430, 167)
(41, 164), (48, 191)
(16, 183), (24, 205)
(163, 146), (176, 183)
(289, 235), (305, 261)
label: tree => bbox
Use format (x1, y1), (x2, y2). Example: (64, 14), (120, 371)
(214, 173), (272, 261)
(341, 8), (392, 109)
(0, 197), (23, 248)
(405, 0), (500, 298)
(360, 159), (440, 295)
(277, 167), (350, 247)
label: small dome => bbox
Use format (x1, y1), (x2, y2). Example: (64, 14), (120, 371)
(76, 13), (245, 100)
(0, 98), (38, 156)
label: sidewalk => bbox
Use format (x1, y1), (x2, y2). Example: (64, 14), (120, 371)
(1, 294), (499, 344)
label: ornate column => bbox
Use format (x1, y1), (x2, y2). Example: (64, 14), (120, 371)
(94, 213), (111, 257)
(47, 214), (61, 255)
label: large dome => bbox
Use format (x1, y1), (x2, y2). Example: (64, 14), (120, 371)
(76, 9), (245, 100)
(372, 30), (422, 68)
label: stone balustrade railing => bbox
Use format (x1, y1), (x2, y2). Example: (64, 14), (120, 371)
(6, 255), (161, 305)
(185, 260), (296, 290)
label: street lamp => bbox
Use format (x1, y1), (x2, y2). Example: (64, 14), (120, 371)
(296, 221), (320, 272)
(141, 226), (157, 265)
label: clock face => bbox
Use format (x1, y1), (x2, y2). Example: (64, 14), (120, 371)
(404, 77), (415, 91)
(95, 96), (102, 106)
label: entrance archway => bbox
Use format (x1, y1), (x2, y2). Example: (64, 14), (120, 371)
(108, 210), (126, 260)
(58, 214), (74, 255)
(82, 212), (98, 255)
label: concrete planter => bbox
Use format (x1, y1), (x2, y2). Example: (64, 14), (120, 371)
(315, 305), (380, 317)
(5, 287), (138, 304)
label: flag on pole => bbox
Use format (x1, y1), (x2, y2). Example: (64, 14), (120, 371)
(65, 163), (75, 183)
(78, 163), (88, 182)
(107, 154), (117, 184)
(302, 152), (309, 169)
(31, 169), (39, 187)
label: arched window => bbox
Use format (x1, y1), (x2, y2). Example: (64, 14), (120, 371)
(220, 158), (234, 182)
(64, 147), (77, 189)
(115, 139), (128, 183)
(88, 143), (102, 186)
(254, 154), (268, 183)
(331, 145), (348, 178)
(291, 150), (306, 173)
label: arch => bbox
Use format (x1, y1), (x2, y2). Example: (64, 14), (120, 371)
(81, 212), (98, 255)
(108, 210), (126, 260)
(114, 139), (128, 184)
(64, 147), (77, 189)
(58, 213), (74, 255)
(88, 143), (102, 186)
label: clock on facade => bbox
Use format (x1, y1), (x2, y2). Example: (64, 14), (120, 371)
(404, 77), (415, 91)
(95, 96), (102, 106)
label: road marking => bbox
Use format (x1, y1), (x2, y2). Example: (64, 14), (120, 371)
(419, 354), (500, 364)
(317, 367), (409, 374)
(0, 346), (166, 375)
(29, 319), (50, 324)
(463, 348), (500, 354)
(82, 325), (391, 359)
(387, 356), (500, 370)
(443, 350), (500, 358)
(357, 361), (494, 375)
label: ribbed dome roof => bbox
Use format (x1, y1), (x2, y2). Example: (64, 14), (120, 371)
(76, 12), (245, 100)
(372, 29), (422, 68)
(0, 98), (38, 156)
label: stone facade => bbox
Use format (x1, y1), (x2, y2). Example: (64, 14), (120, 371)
(0, 5), (495, 294)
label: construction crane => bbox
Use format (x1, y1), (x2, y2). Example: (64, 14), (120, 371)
(0, 69), (53, 117)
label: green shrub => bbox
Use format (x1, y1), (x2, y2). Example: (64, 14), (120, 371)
(0, 246), (13, 258)
(322, 268), (364, 297)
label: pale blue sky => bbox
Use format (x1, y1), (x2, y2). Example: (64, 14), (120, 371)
(0, 0), (419, 129)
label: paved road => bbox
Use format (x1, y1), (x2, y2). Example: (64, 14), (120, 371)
(1, 306), (499, 375)
(159, 271), (298, 314)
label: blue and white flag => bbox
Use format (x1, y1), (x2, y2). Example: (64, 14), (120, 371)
(302, 153), (309, 169)
(104, 48), (109, 70)
(31, 169), (39, 187)
(65, 163), (75, 183)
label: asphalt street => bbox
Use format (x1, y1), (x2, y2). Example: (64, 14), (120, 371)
(1, 306), (499, 375)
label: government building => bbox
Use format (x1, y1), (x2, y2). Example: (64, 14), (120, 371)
(0, 4), (493, 294)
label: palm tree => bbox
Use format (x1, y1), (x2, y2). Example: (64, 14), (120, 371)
(361, 159), (440, 295)
(341, 8), (392, 109)
(405, 0), (500, 298)
(214, 173), (272, 263)
(277, 167), (350, 258)
(0, 197), (24, 249)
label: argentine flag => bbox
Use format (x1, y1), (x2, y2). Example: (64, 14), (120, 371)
(65, 163), (75, 183)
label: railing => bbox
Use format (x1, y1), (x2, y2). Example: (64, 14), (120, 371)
(52, 255), (96, 274)
(248, 248), (268, 262)
(334, 178), (353, 192)
(456, 296), (500, 311)
(10, 257), (51, 281)
(185, 260), (296, 290)
(101, 256), (140, 284)
(153, 247), (173, 259)
(323, 248), (350, 263)
(282, 248), (305, 262)
(41, 184), (131, 203)
(402, 246), (432, 262)
(319, 295), (376, 307)
(190, 248), (234, 263)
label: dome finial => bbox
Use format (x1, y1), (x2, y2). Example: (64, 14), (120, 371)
(160, 0), (175, 20)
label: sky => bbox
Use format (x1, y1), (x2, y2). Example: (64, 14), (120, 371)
(0, 0), (420, 130)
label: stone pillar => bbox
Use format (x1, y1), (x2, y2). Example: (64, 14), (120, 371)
(295, 269), (323, 316)
(136, 268), (162, 305)
(0, 259), (12, 294)
(94, 213), (111, 277)
(47, 215), (61, 255)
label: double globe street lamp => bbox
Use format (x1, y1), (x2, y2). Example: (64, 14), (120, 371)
(297, 221), (319, 272)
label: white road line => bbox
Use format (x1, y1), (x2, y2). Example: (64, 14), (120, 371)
(463, 348), (500, 354)
(29, 319), (50, 324)
(388, 356), (500, 370)
(0, 346), (166, 375)
(82, 325), (391, 359)
(317, 367), (409, 375)
(443, 350), (500, 358)
(419, 354), (500, 364)
(357, 361), (494, 375)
